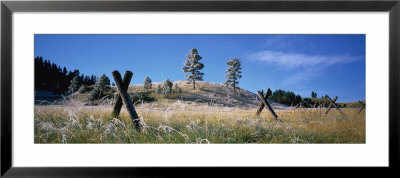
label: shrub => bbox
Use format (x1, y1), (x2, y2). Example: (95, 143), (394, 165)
(90, 87), (103, 100)
(155, 85), (162, 94)
(129, 92), (155, 104)
(78, 85), (93, 93)
(174, 84), (182, 94)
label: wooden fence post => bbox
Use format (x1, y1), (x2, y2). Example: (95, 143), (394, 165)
(326, 95), (344, 115)
(357, 101), (366, 115)
(256, 91), (280, 121)
(112, 70), (142, 131)
(112, 71), (133, 118)
(256, 88), (271, 116)
(325, 96), (338, 114)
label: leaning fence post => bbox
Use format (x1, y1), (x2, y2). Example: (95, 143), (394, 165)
(325, 96), (338, 114)
(326, 95), (344, 115)
(111, 71), (133, 118)
(256, 91), (280, 121)
(256, 88), (271, 116)
(357, 101), (366, 115)
(112, 70), (142, 131)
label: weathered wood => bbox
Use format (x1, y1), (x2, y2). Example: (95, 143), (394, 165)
(111, 71), (133, 118)
(325, 96), (338, 114)
(256, 91), (280, 121)
(326, 96), (344, 115)
(255, 89), (271, 116)
(112, 70), (142, 131)
(296, 100), (304, 109)
(357, 101), (366, 115)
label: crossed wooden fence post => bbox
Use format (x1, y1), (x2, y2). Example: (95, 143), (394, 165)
(325, 95), (344, 115)
(111, 70), (142, 131)
(296, 99), (304, 109)
(255, 89), (280, 121)
(357, 101), (366, 115)
(325, 96), (338, 114)
(112, 71), (133, 118)
(256, 89), (271, 116)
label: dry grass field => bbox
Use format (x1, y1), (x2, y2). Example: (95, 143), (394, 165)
(35, 81), (365, 144)
(34, 99), (365, 144)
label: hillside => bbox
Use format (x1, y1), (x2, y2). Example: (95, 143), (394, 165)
(38, 81), (290, 109)
(128, 81), (260, 108)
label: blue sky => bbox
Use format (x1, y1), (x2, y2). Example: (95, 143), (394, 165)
(35, 34), (365, 102)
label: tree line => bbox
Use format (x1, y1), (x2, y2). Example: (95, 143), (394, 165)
(35, 56), (97, 94)
(269, 89), (336, 108)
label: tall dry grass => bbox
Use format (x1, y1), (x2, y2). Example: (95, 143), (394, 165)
(34, 100), (365, 144)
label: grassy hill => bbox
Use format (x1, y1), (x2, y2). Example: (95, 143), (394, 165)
(36, 80), (363, 109)
(128, 81), (260, 108)
(43, 81), (276, 109)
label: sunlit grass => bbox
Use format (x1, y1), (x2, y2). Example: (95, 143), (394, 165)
(34, 100), (365, 144)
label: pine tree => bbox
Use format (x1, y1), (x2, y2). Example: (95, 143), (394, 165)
(174, 84), (182, 94)
(311, 91), (317, 98)
(143, 76), (152, 92)
(161, 78), (173, 97)
(90, 74), (110, 100)
(96, 74), (110, 90)
(224, 58), (242, 92)
(182, 48), (204, 90)
(155, 85), (162, 94)
(68, 76), (82, 94)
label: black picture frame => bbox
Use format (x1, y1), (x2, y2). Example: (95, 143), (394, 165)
(1, 0), (399, 177)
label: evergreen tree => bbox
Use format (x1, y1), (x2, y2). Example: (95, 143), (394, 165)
(270, 89), (302, 106)
(224, 58), (242, 92)
(311, 91), (317, 98)
(161, 78), (173, 97)
(155, 85), (162, 94)
(90, 74), (110, 100)
(96, 74), (110, 90)
(182, 48), (204, 90)
(174, 84), (182, 94)
(143, 76), (152, 92)
(62, 67), (67, 76)
(68, 76), (82, 94)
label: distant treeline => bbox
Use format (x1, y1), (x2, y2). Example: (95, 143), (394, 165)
(35, 56), (97, 94)
(270, 89), (335, 108)
(270, 89), (302, 106)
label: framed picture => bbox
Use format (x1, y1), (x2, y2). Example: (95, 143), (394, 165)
(1, 0), (399, 177)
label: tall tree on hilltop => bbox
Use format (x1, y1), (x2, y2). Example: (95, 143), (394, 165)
(224, 57), (242, 93)
(182, 48), (204, 90)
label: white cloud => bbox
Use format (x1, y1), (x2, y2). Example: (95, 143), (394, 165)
(247, 50), (364, 86)
(247, 50), (362, 69)
(282, 69), (320, 86)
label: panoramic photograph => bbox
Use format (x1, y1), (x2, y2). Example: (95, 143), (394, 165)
(34, 34), (366, 144)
